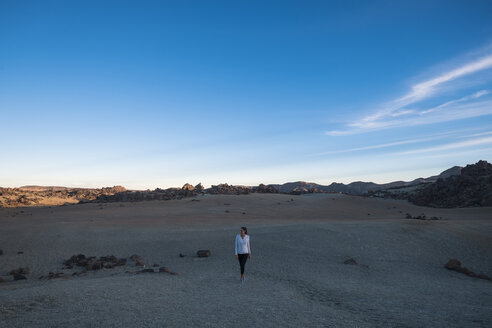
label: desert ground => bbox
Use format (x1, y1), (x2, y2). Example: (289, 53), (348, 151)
(0, 193), (491, 327)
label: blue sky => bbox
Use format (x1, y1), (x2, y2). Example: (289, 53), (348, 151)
(1, 0), (492, 189)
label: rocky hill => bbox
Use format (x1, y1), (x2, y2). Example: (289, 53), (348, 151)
(2, 162), (489, 208)
(408, 160), (492, 207)
(270, 166), (462, 195)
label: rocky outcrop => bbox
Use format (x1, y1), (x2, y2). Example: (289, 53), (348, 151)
(254, 184), (278, 193)
(63, 254), (127, 271)
(445, 259), (492, 281)
(206, 184), (252, 195)
(0, 186), (127, 207)
(409, 161), (492, 207)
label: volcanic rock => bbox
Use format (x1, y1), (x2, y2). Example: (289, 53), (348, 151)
(10, 267), (30, 275)
(197, 250), (211, 257)
(343, 258), (357, 265)
(13, 273), (27, 280)
(444, 259), (492, 281)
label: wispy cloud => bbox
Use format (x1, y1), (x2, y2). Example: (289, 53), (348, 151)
(396, 136), (492, 155)
(327, 52), (492, 136)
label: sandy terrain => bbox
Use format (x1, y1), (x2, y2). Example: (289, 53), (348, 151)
(0, 193), (491, 327)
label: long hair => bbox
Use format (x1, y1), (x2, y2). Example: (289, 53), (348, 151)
(240, 226), (248, 235)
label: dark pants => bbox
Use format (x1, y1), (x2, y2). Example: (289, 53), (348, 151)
(238, 253), (249, 274)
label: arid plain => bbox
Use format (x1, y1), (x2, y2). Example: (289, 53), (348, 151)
(1, 193), (491, 327)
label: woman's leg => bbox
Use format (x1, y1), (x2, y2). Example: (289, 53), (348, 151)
(238, 254), (248, 276)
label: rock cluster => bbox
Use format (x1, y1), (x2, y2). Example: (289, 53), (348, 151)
(9, 267), (31, 280)
(444, 259), (492, 281)
(93, 183), (204, 203)
(9, 267), (30, 280)
(0, 186), (127, 207)
(206, 183), (278, 195)
(253, 184), (278, 193)
(404, 213), (441, 220)
(206, 184), (252, 195)
(130, 254), (145, 267)
(63, 254), (127, 271)
(409, 161), (492, 207)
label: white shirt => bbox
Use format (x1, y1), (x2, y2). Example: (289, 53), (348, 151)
(235, 234), (251, 255)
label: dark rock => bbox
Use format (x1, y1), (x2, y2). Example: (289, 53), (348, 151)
(48, 272), (69, 279)
(197, 250), (211, 257)
(182, 183), (195, 191)
(87, 260), (103, 271)
(409, 160), (492, 208)
(206, 184), (252, 195)
(153, 264), (159, 267)
(0, 249), (3, 255)
(115, 258), (127, 266)
(179, 253), (185, 257)
(170, 272), (179, 276)
(138, 268), (155, 273)
(444, 259), (492, 281)
(0, 277), (4, 283)
(130, 254), (141, 261)
(17, 251), (24, 254)
(445, 259), (462, 270)
(159, 267), (171, 273)
(10, 267), (30, 275)
(343, 258), (357, 265)
(194, 183), (204, 192)
(254, 184), (278, 193)
(135, 258), (145, 267)
(13, 273), (26, 280)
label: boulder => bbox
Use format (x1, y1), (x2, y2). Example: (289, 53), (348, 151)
(0, 249), (3, 255)
(138, 268), (155, 273)
(159, 267), (171, 273)
(13, 273), (26, 280)
(343, 258), (357, 265)
(10, 267), (30, 275)
(444, 259), (462, 270)
(182, 183), (195, 191)
(48, 272), (70, 279)
(197, 250), (211, 257)
(444, 259), (492, 281)
(87, 260), (103, 271)
(135, 258), (145, 267)
(194, 183), (204, 192)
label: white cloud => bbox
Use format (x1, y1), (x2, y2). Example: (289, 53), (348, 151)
(327, 52), (492, 136)
(396, 136), (492, 155)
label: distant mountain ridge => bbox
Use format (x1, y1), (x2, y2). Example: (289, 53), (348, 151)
(3, 162), (490, 208)
(269, 165), (463, 195)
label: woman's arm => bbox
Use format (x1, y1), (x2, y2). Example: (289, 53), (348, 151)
(234, 235), (238, 256)
(247, 237), (251, 257)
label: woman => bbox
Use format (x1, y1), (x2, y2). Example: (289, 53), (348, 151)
(235, 226), (251, 283)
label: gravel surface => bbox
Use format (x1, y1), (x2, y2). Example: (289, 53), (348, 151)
(1, 194), (491, 327)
